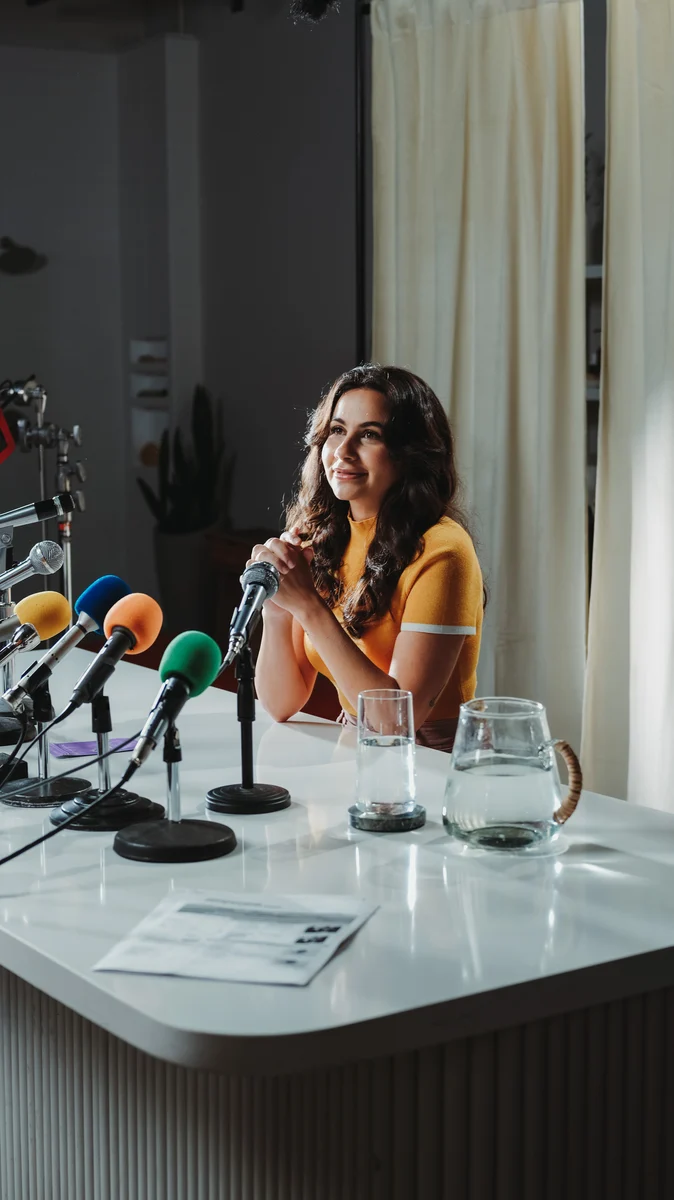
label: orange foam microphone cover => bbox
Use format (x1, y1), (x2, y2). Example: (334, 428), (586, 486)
(103, 593), (163, 654)
(15, 590), (71, 641)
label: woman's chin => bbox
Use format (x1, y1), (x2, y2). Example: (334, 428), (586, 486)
(330, 480), (363, 501)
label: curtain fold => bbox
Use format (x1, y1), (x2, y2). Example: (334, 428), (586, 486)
(372, 0), (587, 748)
(583, 0), (674, 806)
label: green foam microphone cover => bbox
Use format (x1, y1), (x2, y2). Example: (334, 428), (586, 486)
(159, 631), (222, 697)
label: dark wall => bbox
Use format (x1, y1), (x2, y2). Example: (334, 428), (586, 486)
(584, 0), (606, 153)
(189, 0), (358, 533)
(0, 46), (126, 594)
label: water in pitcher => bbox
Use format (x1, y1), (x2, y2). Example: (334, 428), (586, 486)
(356, 735), (417, 816)
(443, 756), (559, 849)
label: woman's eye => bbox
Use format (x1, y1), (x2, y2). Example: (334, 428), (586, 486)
(362, 430), (380, 440)
(329, 426), (344, 436)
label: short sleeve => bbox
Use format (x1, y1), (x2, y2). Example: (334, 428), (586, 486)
(400, 548), (482, 636)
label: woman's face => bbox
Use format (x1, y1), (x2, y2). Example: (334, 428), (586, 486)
(321, 388), (400, 520)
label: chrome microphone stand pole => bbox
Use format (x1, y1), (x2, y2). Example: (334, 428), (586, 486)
(34, 386), (48, 541)
(54, 427), (85, 613)
(0, 527), (14, 694)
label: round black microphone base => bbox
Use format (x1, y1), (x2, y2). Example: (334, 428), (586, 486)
(49, 788), (165, 832)
(0, 775), (92, 808)
(113, 818), (237, 863)
(205, 782), (291, 815)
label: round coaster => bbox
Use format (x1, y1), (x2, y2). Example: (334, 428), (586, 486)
(348, 803), (426, 833)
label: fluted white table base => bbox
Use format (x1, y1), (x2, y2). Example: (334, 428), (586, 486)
(1, 965), (672, 1200)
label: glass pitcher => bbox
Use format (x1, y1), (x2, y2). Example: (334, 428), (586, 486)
(443, 697), (583, 851)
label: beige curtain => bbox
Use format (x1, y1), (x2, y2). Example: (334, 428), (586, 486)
(583, 0), (674, 805)
(371, 0), (587, 748)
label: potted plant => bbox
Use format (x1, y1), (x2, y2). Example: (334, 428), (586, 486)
(137, 385), (235, 635)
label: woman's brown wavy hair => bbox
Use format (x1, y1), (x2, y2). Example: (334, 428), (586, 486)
(285, 364), (479, 638)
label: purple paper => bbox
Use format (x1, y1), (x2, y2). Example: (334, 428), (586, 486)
(49, 737), (133, 759)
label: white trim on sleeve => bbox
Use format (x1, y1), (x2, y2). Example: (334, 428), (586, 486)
(401, 622), (476, 636)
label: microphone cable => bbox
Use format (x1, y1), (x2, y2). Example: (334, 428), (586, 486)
(0, 707), (69, 789)
(0, 739), (142, 868)
(0, 730), (141, 806)
(0, 708), (29, 787)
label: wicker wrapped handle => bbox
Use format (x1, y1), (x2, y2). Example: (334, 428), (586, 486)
(551, 739), (583, 825)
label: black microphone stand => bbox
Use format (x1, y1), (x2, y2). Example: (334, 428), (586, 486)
(49, 691), (165, 830)
(0, 526), (34, 774)
(0, 680), (92, 806)
(205, 642), (291, 815)
(113, 722), (237, 863)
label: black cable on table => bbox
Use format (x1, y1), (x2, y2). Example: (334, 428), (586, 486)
(0, 760), (140, 867)
(0, 708), (65, 788)
(0, 731), (140, 803)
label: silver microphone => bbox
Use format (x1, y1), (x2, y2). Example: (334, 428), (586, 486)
(3, 612), (97, 712)
(0, 622), (42, 667)
(0, 541), (63, 591)
(218, 560), (281, 674)
(0, 607), (20, 640)
(0, 493), (76, 530)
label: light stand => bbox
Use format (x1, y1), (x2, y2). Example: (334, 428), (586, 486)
(0, 680), (92, 807)
(50, 691), (164, 831)
(3, 376), (85, 610)
(113, 723), (237, 863)
(205, 643), (291, 815)
(0, 525), (34, 776)
(54, 427), (85, 613)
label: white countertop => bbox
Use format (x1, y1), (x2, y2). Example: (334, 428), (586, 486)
(0, 650), (673, 1075)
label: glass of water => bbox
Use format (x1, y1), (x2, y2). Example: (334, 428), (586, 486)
(356, 689), (416, 817)
(443, 697), (583, 851)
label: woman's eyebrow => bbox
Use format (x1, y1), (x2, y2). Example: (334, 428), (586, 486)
(331, 418), (386, 429)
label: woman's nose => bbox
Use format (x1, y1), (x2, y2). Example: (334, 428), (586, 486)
(335, 434), (357, 460)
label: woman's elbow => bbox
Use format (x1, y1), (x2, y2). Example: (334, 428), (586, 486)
(259, 701), (300, 724)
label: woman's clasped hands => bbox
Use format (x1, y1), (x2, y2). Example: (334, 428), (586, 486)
(248, 526), (318, 619)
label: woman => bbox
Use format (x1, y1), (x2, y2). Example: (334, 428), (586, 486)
(249, 364), (483, 751)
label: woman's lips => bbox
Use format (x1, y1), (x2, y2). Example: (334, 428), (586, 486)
(333, 469), (365, 480)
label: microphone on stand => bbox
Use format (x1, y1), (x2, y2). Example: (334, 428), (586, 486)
(3, 574), (131, 713)
(0, 591), (71, 668)
(50, 585), (169, 833)
(60, 593), (163, 720)
(0, 591), (96, 807)
(127, 630), (224, 772)
(0, 540), (63, 742)
(0, 492), (76, 530)
(218, 560), (281, 675)
(2, 591), (162, 810)
(0, 541), (63, 591)
(207, 560), (291, 816)
(112, 631), (236, 863)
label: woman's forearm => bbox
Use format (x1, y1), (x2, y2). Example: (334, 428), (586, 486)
(255, 609), (313, 721)
(296, 596), (396, 711)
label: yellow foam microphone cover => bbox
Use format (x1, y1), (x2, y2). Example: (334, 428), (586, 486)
(103, 593), (163, 654)
(14, 590), (72, 641)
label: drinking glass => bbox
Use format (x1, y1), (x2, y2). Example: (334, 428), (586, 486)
(356, 689), (416, 817)
(443, 697), (583, 851)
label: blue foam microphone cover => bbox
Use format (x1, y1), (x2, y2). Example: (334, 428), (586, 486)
(74, 575), (132, 632)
